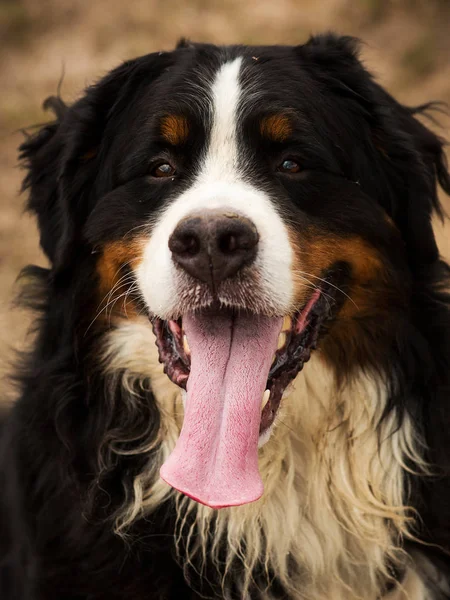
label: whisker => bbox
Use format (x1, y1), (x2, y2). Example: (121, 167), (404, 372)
(97, 260), (137, 309)
(122, 283), (140, 320)
(120, 223), (152, 239)
(295, 274), (334, 312)
(84, 276), (136, 336)
(105, 290), (133, 327)
(297, 270), (358, 309)
(85, 257), (142, 336)
(104, 276), (134, 310)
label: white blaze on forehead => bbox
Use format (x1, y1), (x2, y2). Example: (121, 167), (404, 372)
(201, 57), (243, 181)
(137, 57), (294, 318)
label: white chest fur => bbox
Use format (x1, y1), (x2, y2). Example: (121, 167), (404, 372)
(102, 318), (428, 599)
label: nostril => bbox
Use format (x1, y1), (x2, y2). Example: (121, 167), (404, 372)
(217, 220), (259, 256)
(169, 232), (200, 257)
(218, 233), (238, 255)
(181, 234), (199, 256)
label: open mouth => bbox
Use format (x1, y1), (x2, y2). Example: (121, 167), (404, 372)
(152, 267), (347, 508)
(153, 288), (330, 437)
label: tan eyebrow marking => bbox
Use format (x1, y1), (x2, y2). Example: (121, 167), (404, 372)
(260, 114), (292, 142)
(160, 115), (189, 146)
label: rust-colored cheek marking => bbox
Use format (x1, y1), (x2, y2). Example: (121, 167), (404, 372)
(286, 225), (408, 372)
(260, 114), (292, 142)
(96, 238), (146, 320)
(287, 226), (386, 319)
(160, 114), (189, 146)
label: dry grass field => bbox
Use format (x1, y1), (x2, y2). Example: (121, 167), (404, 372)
(1, 0), (449, 394)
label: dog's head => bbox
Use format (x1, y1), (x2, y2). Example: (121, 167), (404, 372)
(20, 35), (450, 509)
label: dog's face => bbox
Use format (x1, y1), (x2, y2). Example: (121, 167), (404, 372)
(21, 36), (447, 509)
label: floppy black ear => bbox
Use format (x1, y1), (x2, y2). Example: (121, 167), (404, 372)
(19, 53), (172, 272)
(367, 94), (450, 267)
(300, 33), (450, 267)
(19, 99), (69, 267)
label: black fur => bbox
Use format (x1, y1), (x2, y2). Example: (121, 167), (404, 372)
(1, 35), (450, 599)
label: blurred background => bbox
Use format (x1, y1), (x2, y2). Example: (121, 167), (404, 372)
(1, 0), (449, 388)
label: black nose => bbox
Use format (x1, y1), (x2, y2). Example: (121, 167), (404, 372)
(169, 210), (259, 285)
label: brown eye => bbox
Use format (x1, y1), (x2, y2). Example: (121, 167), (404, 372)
(278, 159), (300, 174)
(151, 162), (176, 178)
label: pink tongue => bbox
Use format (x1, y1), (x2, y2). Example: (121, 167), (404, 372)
(160, 312), (282, 508)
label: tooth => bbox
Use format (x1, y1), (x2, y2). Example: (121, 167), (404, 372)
(277, 332), (286, 350)
(183, 335), (190, 355)
(282, 316), (292, 331)
(272, 354), (277, 365)
(261, 389), (270, 410)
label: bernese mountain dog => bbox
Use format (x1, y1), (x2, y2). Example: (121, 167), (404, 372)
(1, 34), (450, 599)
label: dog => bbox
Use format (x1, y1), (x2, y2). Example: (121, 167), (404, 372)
(1, 34), (450, 599)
